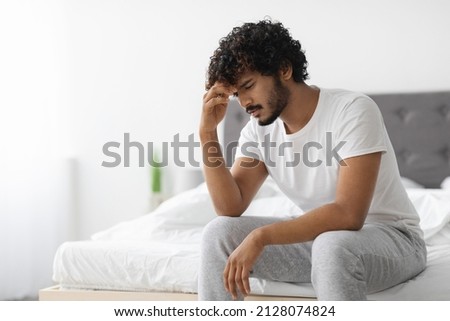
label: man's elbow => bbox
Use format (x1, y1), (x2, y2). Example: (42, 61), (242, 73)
(346, 216), (366, 231)
(336, 203), (367, 231)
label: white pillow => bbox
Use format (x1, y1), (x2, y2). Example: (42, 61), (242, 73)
(406, 189), (450, 244)
(401, 176), (424, 189)
(91, 179), (288, 242)
(441, 176), (450, 190)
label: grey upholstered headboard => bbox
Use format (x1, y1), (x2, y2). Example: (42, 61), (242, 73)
(222, 91), (450, 188)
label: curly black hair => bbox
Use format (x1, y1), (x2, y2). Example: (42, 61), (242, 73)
(206, 19), (309, 90)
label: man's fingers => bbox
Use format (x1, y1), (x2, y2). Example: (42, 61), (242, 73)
(235, 267), (250, 297)
(223, 262), (230, 293)
(204, 92), (230, 105)
(228, 267), (238, 300)
(204, 97), (229, 109)
(224, 260), (241, 300)
(242, 269), (251, 295)
(203, 96), (230, 113)
(204, 84), (234, 102)
(224, 262), (237, 299)
(224, 261), (251, 300)
(235, 267), (249, 298)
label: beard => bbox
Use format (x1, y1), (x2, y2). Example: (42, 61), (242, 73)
(258, 76), (290, 126)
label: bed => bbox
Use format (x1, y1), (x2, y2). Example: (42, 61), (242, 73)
(40, 90), (450, 301)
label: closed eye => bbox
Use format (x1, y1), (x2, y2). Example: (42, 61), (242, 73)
(244, 83), (254, 90)
(234, 79), (255, 97)
(233, 83), (254, 97)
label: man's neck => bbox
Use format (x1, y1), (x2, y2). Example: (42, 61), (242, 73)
(280, 83), (320, 134)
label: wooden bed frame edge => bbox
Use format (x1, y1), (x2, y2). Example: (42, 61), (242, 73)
(39, 285), (315, 301)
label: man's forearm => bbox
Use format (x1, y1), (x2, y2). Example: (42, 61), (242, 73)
(254, 202), (366, 247)
(200, 130), (245, 216)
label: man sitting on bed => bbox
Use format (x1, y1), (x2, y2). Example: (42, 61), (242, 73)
(198, 19), (426, 300)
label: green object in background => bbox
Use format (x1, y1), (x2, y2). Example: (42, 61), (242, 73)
(151, 154), (162, 193)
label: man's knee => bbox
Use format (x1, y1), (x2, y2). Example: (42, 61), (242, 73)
(311, 230), (363, 279)
(201, 216), (244, 255)
(311, 231), (366, 300)
(202, 216), (237, 240)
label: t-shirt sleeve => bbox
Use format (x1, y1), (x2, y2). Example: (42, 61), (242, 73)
(334, 95), (388, 160)
(234, 119), (263, 162)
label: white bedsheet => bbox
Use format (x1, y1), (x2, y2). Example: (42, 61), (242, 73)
(53, 181), (450, 300)
(54, 240), (200, 293)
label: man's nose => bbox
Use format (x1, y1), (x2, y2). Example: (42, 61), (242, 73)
(238, 94), (252, 108)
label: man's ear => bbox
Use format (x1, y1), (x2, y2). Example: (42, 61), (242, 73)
(279, 61), (293, 81)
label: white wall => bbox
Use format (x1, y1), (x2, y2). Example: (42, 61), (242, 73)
(1, 0), (450, 297)
(0, 0), (72, 299)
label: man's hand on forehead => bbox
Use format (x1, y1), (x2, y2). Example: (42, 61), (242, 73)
(211, 82), (236, 97)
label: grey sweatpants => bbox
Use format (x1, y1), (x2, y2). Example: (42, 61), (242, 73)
(198, 216), (427, 300)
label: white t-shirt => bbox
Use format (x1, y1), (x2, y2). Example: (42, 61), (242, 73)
(235, 88), (422, 236)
